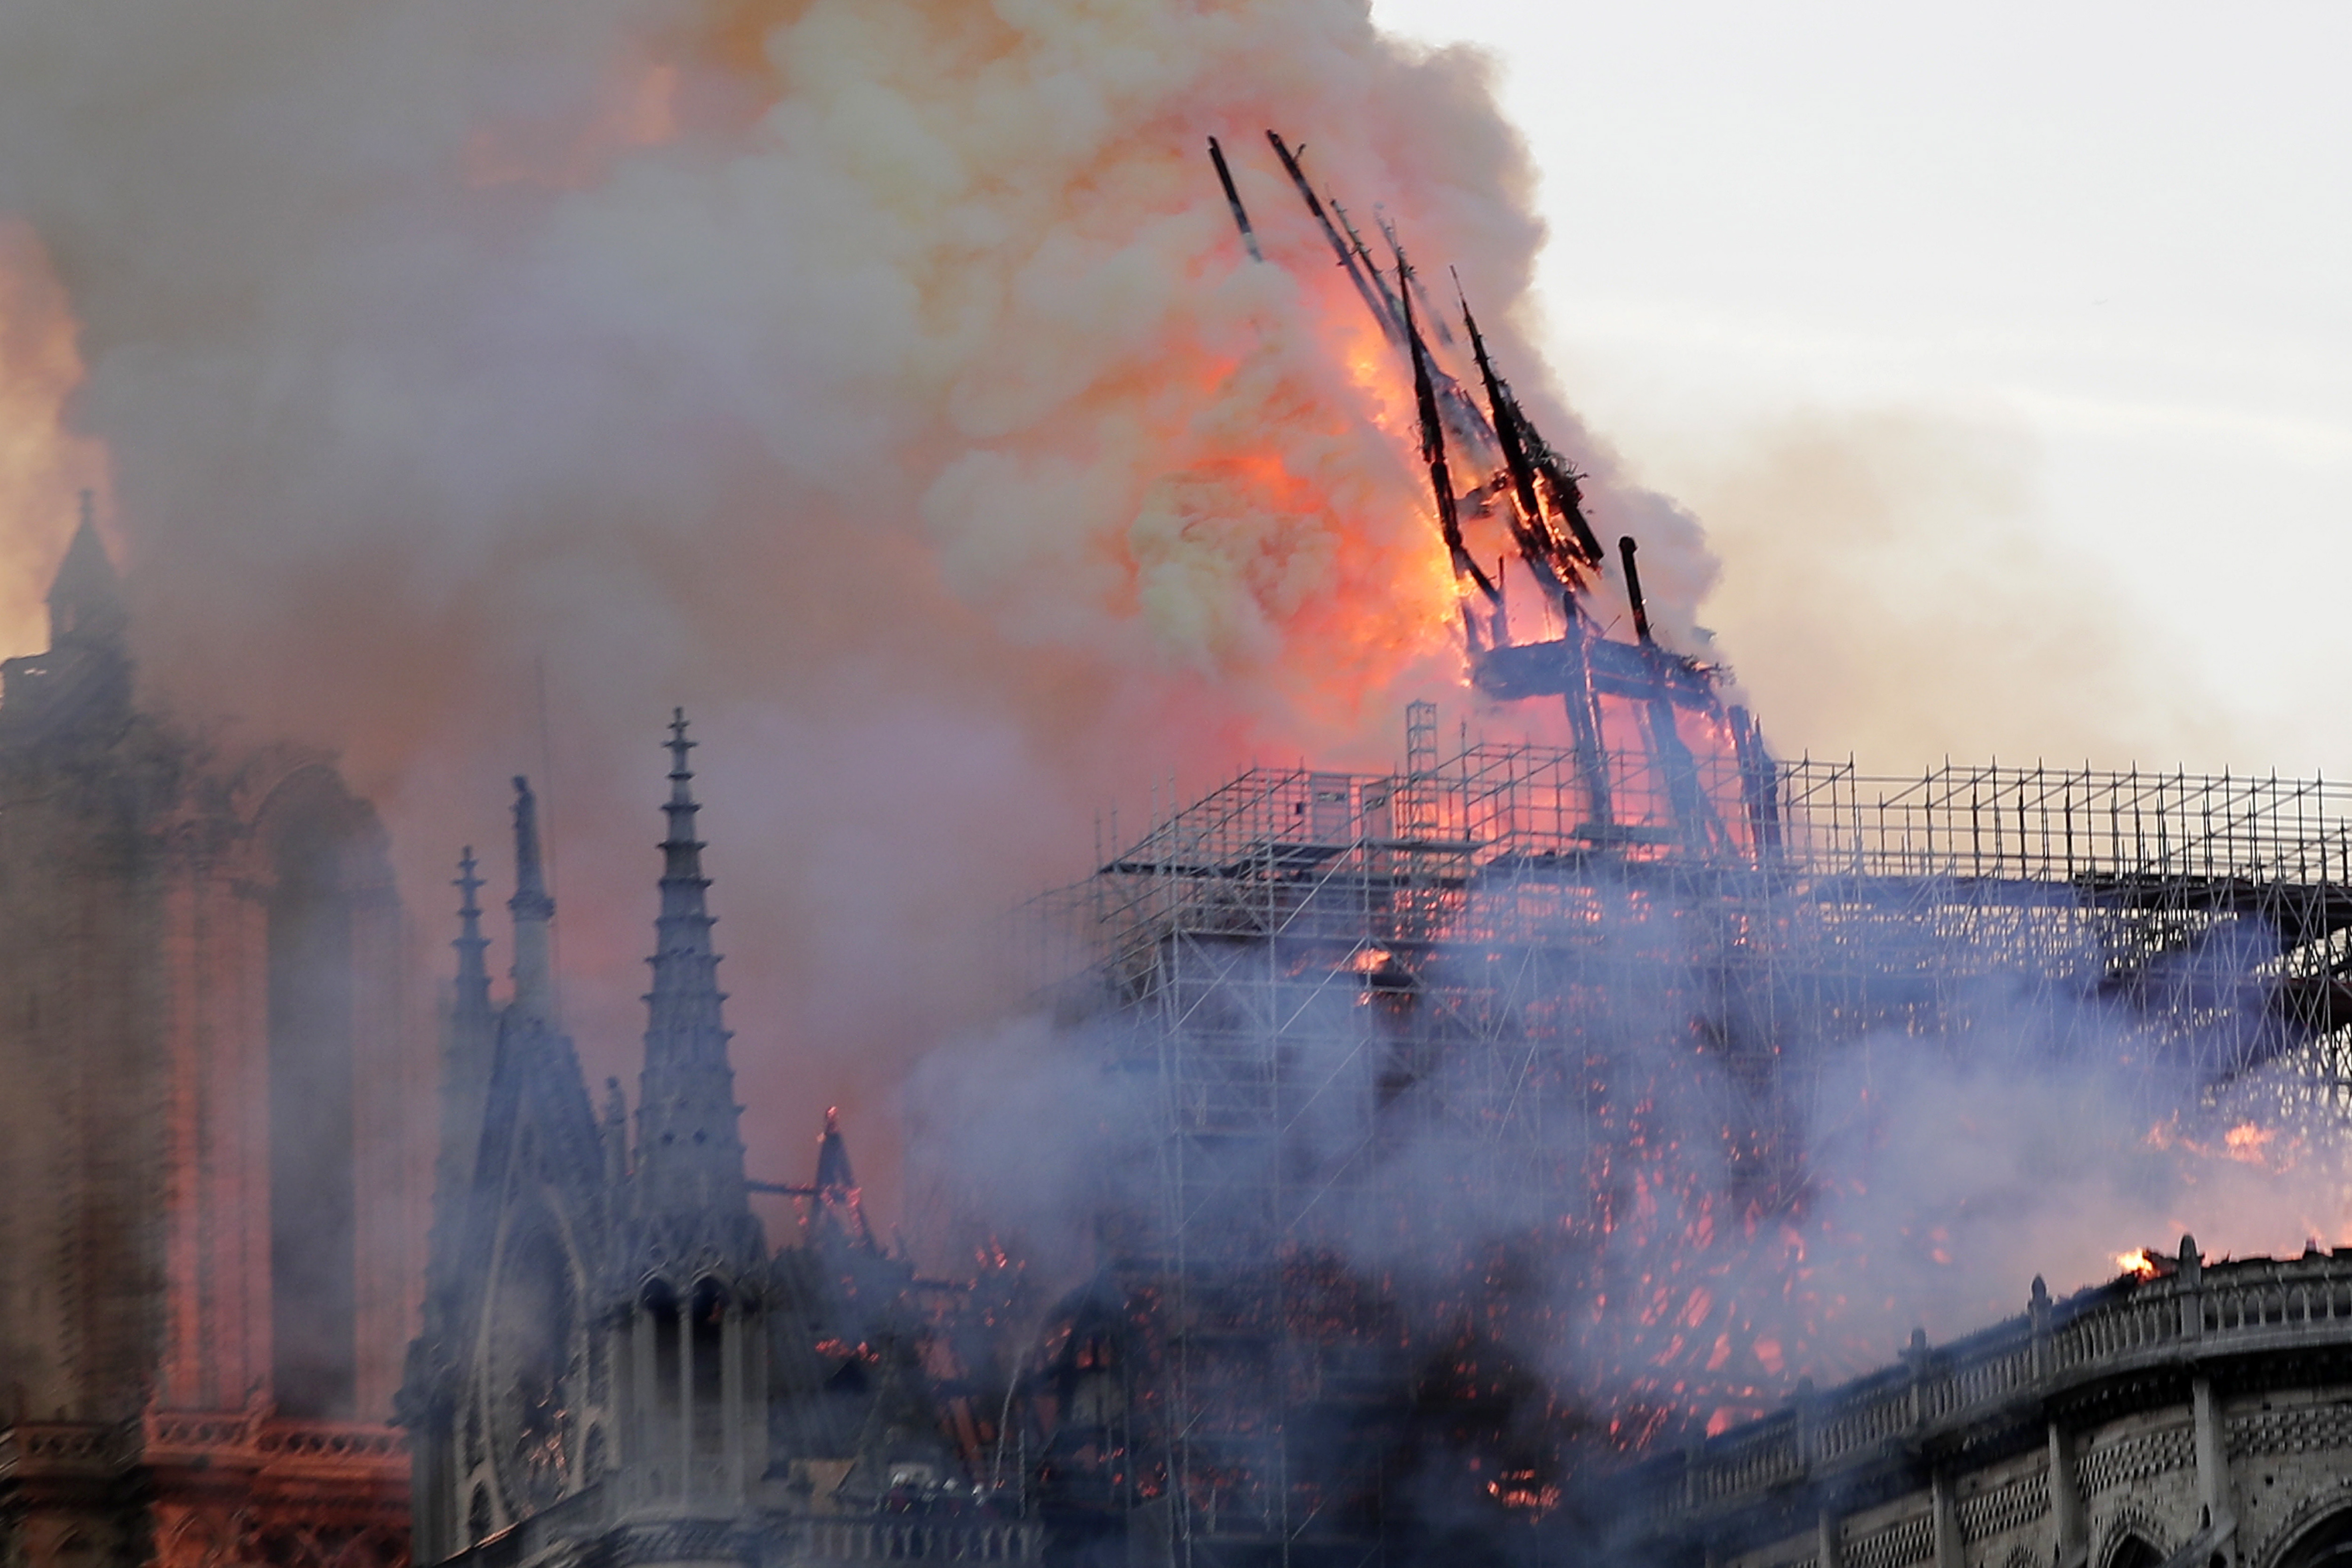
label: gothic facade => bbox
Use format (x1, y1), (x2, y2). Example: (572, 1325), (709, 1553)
(1603, 1241), (2352, 1568)
(398, 720), (1036, 1568)
(0, 515), (420, 1568)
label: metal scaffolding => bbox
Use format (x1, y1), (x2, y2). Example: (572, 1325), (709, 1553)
(1030, 706), (2352, 1568)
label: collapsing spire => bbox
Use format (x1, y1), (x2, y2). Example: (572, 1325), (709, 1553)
(632, 709), (761, 1267)
(508, 778), (557, 1027)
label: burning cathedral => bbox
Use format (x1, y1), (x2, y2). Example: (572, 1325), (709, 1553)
(5, 129), (2352, 1568)
(389, 139), (2352, 1568)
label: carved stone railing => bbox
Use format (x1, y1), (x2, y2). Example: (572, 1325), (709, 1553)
(1623, 1241), (2352, 1527)
(256, 1419), (410, 1468)
(61, 1408), (415, 1480)
(0, 1422), (124, 1479)
(789, 1517), (1043, 1564)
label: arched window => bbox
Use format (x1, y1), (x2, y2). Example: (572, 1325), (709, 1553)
(690, 1278), (728, 1406)
(687, 1277), (730, 1465)
(2277, 1509), (2352, 1568)
(2107, 1536), (2163, 1568)
(643, 1278), (682, 1419)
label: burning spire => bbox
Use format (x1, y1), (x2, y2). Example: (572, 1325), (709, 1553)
(809, 1106), (877, 1250)
(1395, 243), (1498, 645)
(1231, 130), (1769, 857)
(1206, 138), (1263, 263)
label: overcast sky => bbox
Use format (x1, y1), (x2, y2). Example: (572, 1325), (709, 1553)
(1372, 0), (2352, 776)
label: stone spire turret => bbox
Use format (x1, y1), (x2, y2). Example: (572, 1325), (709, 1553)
(421, 849), (501, 1358)
(508, 777), (556, 1028)
(1, 493), (132, 739)
(48, 493), (127, 649)
(631, 710), (761, 1268)
(453, 845), (493, 1023)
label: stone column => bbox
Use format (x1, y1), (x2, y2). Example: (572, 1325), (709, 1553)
(2192, 1375), (2236, 1560)
(631, 1310), (657, 1504)
(721, 1305), (744, 1500)
(2048, 1422), (2087, 1568)
(1933, 1472), (1964, 1568)
(678, 1301), (697, 1501)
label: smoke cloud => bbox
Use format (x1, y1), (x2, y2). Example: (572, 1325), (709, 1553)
(0, 0), (1691, 1209)
(906, 892), (2352, 1458)
(1675, 407), (2253, 771)
(4, 0), (2341, 1471)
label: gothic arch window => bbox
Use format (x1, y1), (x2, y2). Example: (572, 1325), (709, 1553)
(2275, 1509), (2352, 1568)
(2108, 1536), (2165, 1568)
(465, 1488), (492, 1547)
(643, 1278), (682, 1412)
(484, 1216), (580, 1517)
(689, 1278), (729, 1406)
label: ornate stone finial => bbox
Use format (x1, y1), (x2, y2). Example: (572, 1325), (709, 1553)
(2031, 1275), (2050, 1309)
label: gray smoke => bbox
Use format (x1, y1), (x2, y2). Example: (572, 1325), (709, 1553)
(0, 0), (1711, 1209)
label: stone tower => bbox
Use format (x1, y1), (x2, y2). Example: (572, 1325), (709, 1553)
(0, 507), (421, 1568)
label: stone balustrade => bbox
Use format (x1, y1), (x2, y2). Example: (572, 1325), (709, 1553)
(789, 1517), (1042, 1564)
(1621, 1238), (2352, 1528)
